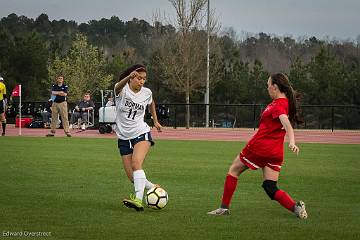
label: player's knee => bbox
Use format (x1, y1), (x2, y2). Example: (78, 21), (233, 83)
(131, 161), (142, 171)
(228, 157), (247, 176)
(262, 180), (279, 200)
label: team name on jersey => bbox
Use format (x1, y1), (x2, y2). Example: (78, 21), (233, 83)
(125, 99), (145, 111)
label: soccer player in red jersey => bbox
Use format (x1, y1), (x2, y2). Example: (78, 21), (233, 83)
(208, 73), (308, 219)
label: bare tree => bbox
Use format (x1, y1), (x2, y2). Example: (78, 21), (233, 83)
(154, 0), (220, 128)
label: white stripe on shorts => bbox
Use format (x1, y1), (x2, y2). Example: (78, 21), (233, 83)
(145, 132), (149, 141)
(242, 156), (260, 169)
(267, 163), (282, 169)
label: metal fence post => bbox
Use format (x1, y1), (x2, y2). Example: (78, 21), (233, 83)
(331, 106), (334, 132)
(174, 105), (177, 129)
(253, 104), (256, 130)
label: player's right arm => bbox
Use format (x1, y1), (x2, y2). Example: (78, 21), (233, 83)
(2, 86), (7, 106)
(114, 71), (139, 96)
(3, 84), (7, 99)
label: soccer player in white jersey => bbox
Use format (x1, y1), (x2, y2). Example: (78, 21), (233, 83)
(114, 64), (162, 211)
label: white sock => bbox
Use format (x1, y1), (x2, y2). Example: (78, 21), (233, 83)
(133, 170), (146, 200)
(131, 179), (153, 189)
(145, 180), (154, 190)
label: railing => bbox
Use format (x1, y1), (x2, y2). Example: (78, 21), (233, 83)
(157, 103), (360, 131)
(5, 102), (360, 131)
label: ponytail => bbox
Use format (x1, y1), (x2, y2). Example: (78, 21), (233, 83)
(286, 86), (303, 126)
(270, 73), (303, 126)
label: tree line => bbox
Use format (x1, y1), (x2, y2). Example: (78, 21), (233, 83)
(0, 12), (359, 108)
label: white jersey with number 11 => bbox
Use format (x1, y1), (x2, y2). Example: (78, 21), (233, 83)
(114, 83), (152, 140)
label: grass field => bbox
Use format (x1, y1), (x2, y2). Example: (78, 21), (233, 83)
(0, 137), (359, 240)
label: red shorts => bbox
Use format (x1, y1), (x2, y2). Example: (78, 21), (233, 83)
(239, 147), (283, 172)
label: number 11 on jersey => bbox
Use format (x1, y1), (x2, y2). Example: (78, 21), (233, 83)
(127, 109), (137, 120)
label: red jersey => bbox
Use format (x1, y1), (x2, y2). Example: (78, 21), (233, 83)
(245, 98), (289, 160)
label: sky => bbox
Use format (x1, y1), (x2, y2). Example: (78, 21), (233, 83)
(0, 0), (359, 41)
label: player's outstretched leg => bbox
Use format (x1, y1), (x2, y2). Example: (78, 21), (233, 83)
(208, 174), (238, 216)
(207, 208), (230, 215)
(293, 201), (308, 219)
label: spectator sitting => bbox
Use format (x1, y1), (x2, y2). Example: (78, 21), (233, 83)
(69, 93), (95, 130)
(41, 99), (53, 128)
(105, 97), (115, 107)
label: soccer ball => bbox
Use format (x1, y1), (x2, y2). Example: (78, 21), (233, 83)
(145, 187), (169, 210)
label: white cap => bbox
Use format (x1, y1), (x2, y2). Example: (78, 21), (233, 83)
(0, 77), (3, 81)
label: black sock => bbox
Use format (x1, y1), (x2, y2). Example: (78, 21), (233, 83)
(2, 122), (6, 133)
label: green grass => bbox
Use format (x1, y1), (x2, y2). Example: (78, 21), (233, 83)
(0, 137), (359, 240)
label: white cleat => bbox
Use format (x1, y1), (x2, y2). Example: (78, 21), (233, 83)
(294, 201), (308, 219)
(207, 208), (230, 216)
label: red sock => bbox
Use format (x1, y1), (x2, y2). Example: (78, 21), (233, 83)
(274, 190), (296, 211)
(221, 174), (238, 209)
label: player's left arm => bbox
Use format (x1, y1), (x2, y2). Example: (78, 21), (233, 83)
(279, 114), (299, 155)
(3, 94), (7, 107)
(149, 100), (162, 132)
(2, 85), (7, 106)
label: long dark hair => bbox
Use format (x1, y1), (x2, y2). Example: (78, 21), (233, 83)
(270, 73), (303, 126)
(118, 64), (146, 81)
